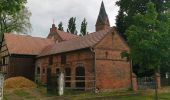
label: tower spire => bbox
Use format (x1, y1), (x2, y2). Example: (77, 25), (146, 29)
(95, 1), (110, 31)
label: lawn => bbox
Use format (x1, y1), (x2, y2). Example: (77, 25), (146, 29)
(3, 87), (170, 100)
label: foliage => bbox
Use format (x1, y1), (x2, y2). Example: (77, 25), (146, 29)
(67, 17), (77, 35)
(0, 0), (31, 40)
(80, 18), (87, 36)
(116, 0), (170, 39)
(58, 22), (64, 31)
(126, 2), (170, 71)
(0, 0), (27, 15)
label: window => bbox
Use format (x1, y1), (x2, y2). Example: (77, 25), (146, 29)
(76, 66), (85, 90)
(65, 68), (71, 87)
(37, 67), (40, 74)
(43, 68), (46, 74)
(105, 51), (108, 58)
(2, 57), (5, 65)
(56, 68), (60, 74)
(61, 54), (66, 64)
(2, 57), (9, 65)
(49, 56), (53, 65)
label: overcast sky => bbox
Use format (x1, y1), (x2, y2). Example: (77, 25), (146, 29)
(26, 0), (119, 37)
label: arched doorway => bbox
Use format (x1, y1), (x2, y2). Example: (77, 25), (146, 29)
(76, 66), (85, 90)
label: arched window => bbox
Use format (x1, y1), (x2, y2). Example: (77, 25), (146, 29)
(76, 66), (85, 90)
(43, 68), (46, 74)
(37, 67), (40, 74)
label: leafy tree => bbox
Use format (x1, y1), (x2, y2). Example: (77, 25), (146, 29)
(125, 2), (170, 99)
(0, 0), (31, 40)
(116, 0), (170, 39)
(67, 17), (77, 35)
(80, 18), (87, 36)
(58, 22), (64, 31)
(0, 0), (27, 15)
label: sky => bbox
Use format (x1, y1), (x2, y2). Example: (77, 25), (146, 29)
(26, 0), (119, 37)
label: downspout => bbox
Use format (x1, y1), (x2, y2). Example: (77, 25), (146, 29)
(90, 47), (96, 93)
(130, 59), (133, 89)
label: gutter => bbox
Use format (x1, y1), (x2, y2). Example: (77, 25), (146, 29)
(90, 47), (96, 93)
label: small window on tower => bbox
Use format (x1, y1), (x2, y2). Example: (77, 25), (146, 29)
(105, 51), (108, 58)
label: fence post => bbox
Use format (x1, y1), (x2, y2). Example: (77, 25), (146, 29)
(132, 73), (138, 91)
(155, 73), (161, 89)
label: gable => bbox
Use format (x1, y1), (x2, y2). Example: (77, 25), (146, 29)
(95, 30), (129, 50)
(47, 25), (79, 42)
(47, 31), (63, 42)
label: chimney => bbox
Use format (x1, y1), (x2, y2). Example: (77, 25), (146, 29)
(50, 24), (57, 33)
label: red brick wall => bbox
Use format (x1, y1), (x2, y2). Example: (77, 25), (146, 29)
(36, 49), (94, 90)
(96, 24), (110, 31)
(94, 31), (131, 91)
(36, 30), (130, 91)
(95, 60), (130, 90)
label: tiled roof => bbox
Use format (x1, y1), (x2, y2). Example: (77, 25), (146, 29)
(96, 1), (110, 26)
(57, 30), (79, 41)
(47, 25), (79, 41)
(38, 28), (113, 57)
(4, 33), (55, 55)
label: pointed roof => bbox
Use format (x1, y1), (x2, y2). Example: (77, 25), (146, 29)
(96, 1), (110, 26)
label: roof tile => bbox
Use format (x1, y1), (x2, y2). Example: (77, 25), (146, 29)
(38, 28), (112, 57)
(4, 33), (55, 55)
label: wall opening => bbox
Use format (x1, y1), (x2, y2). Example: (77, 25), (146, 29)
(65, 67), (71, 88)
(76, 66), (85, 91)
(37, 67), (40, 74)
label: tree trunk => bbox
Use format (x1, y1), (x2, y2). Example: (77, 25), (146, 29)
(154, 71), (159, 100)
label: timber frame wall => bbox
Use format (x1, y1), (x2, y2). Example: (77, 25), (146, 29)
(0, 38), (36, 80)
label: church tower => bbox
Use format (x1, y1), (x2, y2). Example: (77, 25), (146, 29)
(95, 1), (110, 31)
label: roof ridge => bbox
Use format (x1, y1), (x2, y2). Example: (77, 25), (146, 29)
(4, 33), (50, 40)
(38, 28), (111, 57)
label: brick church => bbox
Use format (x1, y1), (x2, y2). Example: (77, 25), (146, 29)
(0, 2), (131, 91)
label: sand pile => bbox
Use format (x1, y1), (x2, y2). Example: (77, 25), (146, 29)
(4, 76), (37, 89)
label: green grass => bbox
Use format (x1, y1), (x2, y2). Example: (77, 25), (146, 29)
(14, 89), (31, 97)
(3, 87), (170, 100)
(63, 90), (170, 100)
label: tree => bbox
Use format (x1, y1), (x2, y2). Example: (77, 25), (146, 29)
(0, 0), (31, 40)
(67, 17), (77, 35)
(80, 18), (87, 36)
(58, 22), (64, 31)
(116, 0), (170, 39)
(0, 0), (27, 15)
(125, 2), (170, 99)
